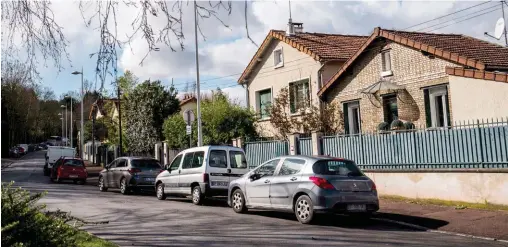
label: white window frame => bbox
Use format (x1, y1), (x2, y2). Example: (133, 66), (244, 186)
(429, 86), (448, 128)
(288, 77), (311, 114)
(273, 47), (284, 68)
(380, 49), (393, 77)
(347, 101), (361, 134)
(255, 87), (273, 120)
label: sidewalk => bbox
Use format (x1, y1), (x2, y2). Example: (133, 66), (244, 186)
(376, 197), (508, 241)
(84, 161), (103, 177)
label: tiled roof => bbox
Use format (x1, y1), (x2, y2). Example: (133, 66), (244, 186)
(446, 67), (508, 83)
(318, 27), (508, 97)
(385, 29), (508, 70)
(180, 95), (196, 106)
(238, 30), (368, 84)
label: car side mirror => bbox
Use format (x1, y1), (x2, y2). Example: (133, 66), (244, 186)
(249, 173), (259, 181)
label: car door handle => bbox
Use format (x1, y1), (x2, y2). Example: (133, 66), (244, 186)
(264, 179), (270, 184)
(178, 170), (181, 174)
(290, 177), (297, 181)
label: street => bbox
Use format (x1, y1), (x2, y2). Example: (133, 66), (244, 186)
(2, 151), (507, 247)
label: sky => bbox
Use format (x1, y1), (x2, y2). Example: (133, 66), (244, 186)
(3, 0), (507, 105)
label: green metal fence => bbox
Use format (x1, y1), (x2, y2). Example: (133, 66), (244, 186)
(297, 137), (313, 156)
(321, 119), (508, 170)
(244, 140), (289, 169)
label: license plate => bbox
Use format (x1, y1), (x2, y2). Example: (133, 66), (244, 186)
(69, 175), (78, 178)
(211, 181), (229, 187)
(145, 178), (155, 182)
(347, 204), (366, 211)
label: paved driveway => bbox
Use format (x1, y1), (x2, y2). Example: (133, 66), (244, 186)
(2, 152), (507, 247)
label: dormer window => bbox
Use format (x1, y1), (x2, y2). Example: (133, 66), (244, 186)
(274, 47), (284, 68)
(381, 49), (393, 77)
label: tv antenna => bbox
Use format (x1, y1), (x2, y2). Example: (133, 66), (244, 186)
(484, 1), (508, 46)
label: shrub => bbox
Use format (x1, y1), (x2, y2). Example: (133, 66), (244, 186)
(390, 120), (405, 130)
(377, 122), (389, 131)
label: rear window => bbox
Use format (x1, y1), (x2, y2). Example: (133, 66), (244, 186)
(131, 159), (161, 169)
(230, 151), (247, 169)
(209, 150), (227, 168)
(63, 159), (84, 167)
(312, 160), (363, 176)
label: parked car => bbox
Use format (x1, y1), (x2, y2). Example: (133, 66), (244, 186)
(50, 157), (87, 184)
(227, 156), (379, 224)
(155, 146), (249, 205)
(98, 157), (163, 195)
(17, 144), (28, 155)
(44, 146), (76, 176)
(9, 146), (21, 158)
(17, 146), (26, 155)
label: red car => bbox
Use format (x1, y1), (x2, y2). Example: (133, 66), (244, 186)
(50, 157), (88, 184)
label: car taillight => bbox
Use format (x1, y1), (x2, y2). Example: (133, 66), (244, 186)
(203, 173), (209, 183)
(371, 182), (377, 191)
(309, 176), (335, 190)
(128, 168), (142, 174)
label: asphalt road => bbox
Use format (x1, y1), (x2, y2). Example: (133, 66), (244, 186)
(2, 151), (507, 247)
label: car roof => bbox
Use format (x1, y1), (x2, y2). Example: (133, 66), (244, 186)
(115, 156), (158, 160)
(59, 156), (81, 160)
(267, 155), (354, 163)
(180, 145), (244, 153)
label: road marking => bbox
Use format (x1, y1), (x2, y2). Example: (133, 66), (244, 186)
(371, 217), (508, 243)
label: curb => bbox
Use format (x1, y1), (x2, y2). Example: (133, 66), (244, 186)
(371, 217), (508, 243)
(1, 162), (14, 169)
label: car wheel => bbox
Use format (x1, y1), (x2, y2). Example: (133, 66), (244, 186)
(191, 186), (203, 205)
(231, 189), (248, 213)
(55, 176), (61, 183)
(99, 176), (108, 192)
(295, 195), (314, 224)
(156, 183), (166, 200)
(120, 178), (129, 195)
(77, 179), (86, 185)
(43, 168), (49, 176)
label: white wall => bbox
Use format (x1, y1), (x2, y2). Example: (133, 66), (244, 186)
(365, 172), (508, 205)
(449, 76), (508, 122)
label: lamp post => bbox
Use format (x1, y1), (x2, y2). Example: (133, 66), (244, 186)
(66, 95), (73, 147)
(61, 105), (67, 146)
(58, 113), (63, 145)
(72, 68), (84, 157)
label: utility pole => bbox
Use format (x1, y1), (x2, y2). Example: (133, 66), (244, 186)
(193, 0), (203, 146)
(92, 104), (96, 165)
(117, 80), (123, 157)
(502, 1), (508, 46)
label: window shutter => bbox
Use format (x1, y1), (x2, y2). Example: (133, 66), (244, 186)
(423, 89), (431, 127)
(289, 84), (296, 114)
(444, 91), (451, 127)
(343, 103), (349, 134)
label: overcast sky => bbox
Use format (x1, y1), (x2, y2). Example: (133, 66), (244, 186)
(5, 0), (506, 105)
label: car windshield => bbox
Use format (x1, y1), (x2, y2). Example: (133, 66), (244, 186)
(63, 159), (84, 167)
(131, 159), (161, 169)
(312, 159), (363, 176)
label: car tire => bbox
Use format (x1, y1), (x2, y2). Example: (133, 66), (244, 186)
(352, 212), (372, 220)
(191, 185), (203, 205)
(43, 167), (49, 176)
(99, 176), (108, 192)
(295, 195), (315, 224)
(77, 179), (86, 185)
(120, 178), (130, 195)
(156, 183), (166, 200)
(231, 189), (248, 213)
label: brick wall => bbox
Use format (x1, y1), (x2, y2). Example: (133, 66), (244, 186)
(325, 40), (460, 132)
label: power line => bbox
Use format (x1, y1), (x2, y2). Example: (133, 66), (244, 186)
(403, 0), (494, 31)
(427, 7), (501, 32)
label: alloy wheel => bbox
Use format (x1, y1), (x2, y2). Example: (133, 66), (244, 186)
(233, 192), (242, 210)
(297, 199), (310, 221)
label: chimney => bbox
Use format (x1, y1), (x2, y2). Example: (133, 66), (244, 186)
(293, 22), (303, 33)
(286, 18), (295, 36)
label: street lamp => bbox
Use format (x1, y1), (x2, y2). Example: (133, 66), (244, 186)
(58, 113), (63, 144)
(66, 95), (73, 147)
(61, 104), (67, 146)
(72, 68), (84, 157)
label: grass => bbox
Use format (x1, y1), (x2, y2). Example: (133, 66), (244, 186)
(380, 195), (508, 211)
(74, 230), (117, 247)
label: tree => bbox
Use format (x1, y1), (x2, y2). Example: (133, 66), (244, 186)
(2, 1), (257, 86)
(269, 87), (296, 140)
(162, 114), (188, 149)
(125, 80), (180, 154)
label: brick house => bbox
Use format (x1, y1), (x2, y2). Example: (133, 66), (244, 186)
(318, 27), (508, 133)
(238, 23), (368, 136)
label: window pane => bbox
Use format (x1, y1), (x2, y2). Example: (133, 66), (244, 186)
(63, 159), (84, 167)
(182, 153), (194, 169)
(436, 95), (445, 127)
(382, 51), (391, 71)
(192, 151), (205, 168)
(312, 159), (362, 176)
(383, 95), (398, 123)
(169, 155), (182, 171)
(255, 159), (279, 177)
(209, 150), (227, 168)
(117, 160), (126, 167)
(230, 151), (247, 169)
(279, 159), (306, 176)
(290, 79), (310, 113)
(259, 89), (272, 119)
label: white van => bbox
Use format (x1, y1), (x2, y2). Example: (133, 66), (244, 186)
(44, 146), (76, 176)
(155, 146), (249, 205)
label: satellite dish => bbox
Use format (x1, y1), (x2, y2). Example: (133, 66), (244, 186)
(494, 17), (505, 40)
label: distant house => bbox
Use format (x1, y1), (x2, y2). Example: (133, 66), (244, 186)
(238, 21), (368, 136)
(89, 98), (120, 122)
(179, 95), (197, 125)
(318, 27), (508, 133)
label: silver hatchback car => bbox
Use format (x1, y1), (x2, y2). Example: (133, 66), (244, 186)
(227, 155), (379, 224)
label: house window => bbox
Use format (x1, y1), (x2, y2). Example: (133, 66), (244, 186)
(257, 89), (272, 119)
(289, 79), (310, 114)
(343, 101), (361, 134)
(383, 94), (398, 124)
(273, 48), (284, 68)
(424, 86), (450, 128)
(381, 50), (393, 77)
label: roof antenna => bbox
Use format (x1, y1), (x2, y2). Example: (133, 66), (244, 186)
(286, 0), (295, 36)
